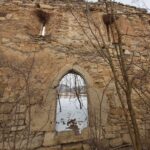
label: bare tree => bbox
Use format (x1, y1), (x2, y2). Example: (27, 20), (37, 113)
(69, 0), (150, 149)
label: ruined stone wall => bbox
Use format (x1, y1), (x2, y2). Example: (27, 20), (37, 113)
(0, 1), (150, 150)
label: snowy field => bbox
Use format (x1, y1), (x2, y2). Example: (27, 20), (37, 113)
(55, 96), (88, 133)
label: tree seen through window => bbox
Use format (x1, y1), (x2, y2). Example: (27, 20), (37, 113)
(56, 71), (88, 134)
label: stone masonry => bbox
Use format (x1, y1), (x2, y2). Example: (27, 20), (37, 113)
(0, 0), (150, 150)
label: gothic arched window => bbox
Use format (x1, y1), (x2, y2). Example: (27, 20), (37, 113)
(55, 71), (88, 134)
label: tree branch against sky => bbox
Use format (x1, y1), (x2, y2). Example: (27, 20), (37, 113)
(87, 0), (150, 11)
(69, 0), (150, 149)
(115, 0), (150, 10)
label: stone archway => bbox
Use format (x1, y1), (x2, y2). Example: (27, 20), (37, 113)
(52, 64), (94, 89)
(29, 64), (94, 132)
(28, 63), (110, 147)
(29, 64), (109, 132)
(52, 64), (94, 132)
(55, 70), (89, 133)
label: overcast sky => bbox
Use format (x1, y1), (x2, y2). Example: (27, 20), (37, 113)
(115, 0), (150, 9)
(88, 0), (150, 10)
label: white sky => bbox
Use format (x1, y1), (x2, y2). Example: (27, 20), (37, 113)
(87, 0), (150, 11)
(115, 0), (150, 10)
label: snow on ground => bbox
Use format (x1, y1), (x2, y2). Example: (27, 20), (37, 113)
(56, 96), (88, 133)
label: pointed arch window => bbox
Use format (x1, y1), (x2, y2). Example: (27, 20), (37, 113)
(55, 71), (88, 134)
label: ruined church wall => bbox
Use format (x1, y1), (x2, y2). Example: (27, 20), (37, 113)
(0, 1), (150, 150)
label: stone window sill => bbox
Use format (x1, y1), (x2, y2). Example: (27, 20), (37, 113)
(43, 127), (89, 147)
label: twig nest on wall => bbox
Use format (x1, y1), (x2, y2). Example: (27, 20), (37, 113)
(102, 14), (119, 26)
(34, 9), (50, 26)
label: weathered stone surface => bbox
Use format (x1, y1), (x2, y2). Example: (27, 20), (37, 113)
(0, 17), (5, 20)
(15, 33), (30, 41)
(83, 144), (91, 150)
(11, 125), (26, 131)
(36, 146), (61, 150)
(110, 138), (123, 147)
(16, 105), (26, 113)
(0, 1), (150, 150)
(0, 103), (13, 114)
(56, 131), (83, 144)
(6, 13), (12, 19)
(105, 133), (116, 139)
(0, 134), (43, 150)
(62, 143), (82, 150)
(29, 134), (44, 149)
(43, 132), (57, 146)
(1, 38), (10, 44)
(122, 134), (131, 144)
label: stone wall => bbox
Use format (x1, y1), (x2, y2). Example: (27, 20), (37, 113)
(0, 0), (150, 150)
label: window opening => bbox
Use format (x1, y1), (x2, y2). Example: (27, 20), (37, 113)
(40, 25), (46, 36)
(34, 8), (50, 37)
(56, 72), (88, 134)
